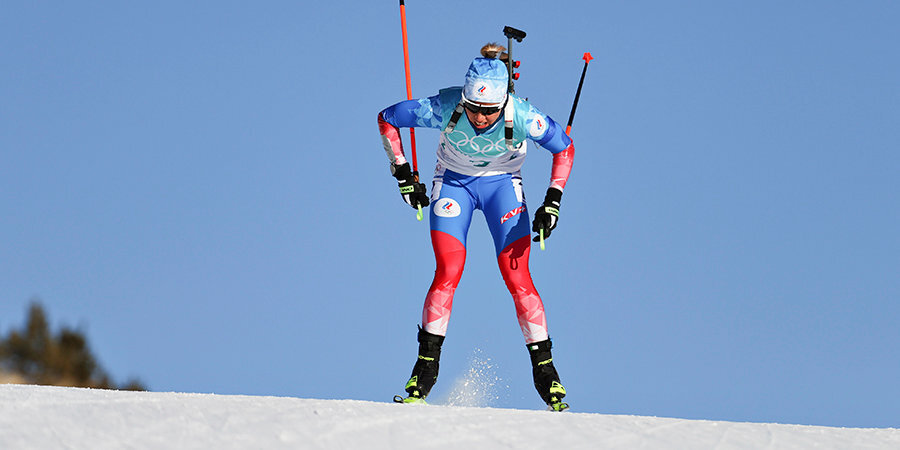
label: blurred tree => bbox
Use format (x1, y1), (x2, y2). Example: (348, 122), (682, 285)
(0, 301), (146, 391)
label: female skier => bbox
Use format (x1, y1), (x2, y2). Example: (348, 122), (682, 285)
(378, 43), (575, 410)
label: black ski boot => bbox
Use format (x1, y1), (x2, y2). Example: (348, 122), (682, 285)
(528, 339), (569, 411)
(394, 327), (445, 404)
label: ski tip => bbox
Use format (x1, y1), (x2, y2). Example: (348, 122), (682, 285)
(548, 402), (570, 412)
(394, 395), (428, 405)
(583, 52), (593, 64)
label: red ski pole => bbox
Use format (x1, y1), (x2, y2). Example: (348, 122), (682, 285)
(398, 0), (423, 220)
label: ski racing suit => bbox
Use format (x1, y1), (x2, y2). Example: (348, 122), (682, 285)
(378, 87), (574, 344)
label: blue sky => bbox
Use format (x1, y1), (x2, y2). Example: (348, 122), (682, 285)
(2, 1), (898, 428)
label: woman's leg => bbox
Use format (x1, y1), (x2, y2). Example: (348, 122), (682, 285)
(421, 229), (467, 336)
(497, 236), (549, 344)
(401, 172), (475, 401)
(482, 174), (566, 407)
(481, 174), (550, 344)
(421, 172), (475, 336)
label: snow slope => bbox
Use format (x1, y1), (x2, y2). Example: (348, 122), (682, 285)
(1, 384), (897, 449)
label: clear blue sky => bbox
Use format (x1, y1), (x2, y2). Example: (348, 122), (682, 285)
(2, 1), (898, 428)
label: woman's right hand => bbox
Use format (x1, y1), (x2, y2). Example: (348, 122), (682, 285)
(391, 163), (430, 210)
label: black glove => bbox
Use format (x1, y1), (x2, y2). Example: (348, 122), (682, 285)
(391, 162), (429, 209)
(532, 188), (562, 241)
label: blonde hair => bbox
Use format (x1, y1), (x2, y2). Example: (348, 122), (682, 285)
(480, 42), (508, 61)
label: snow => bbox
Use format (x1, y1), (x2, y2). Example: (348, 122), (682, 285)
(1, 384), (897, 449)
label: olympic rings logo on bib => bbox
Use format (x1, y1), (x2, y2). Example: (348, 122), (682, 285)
(446, 130), (507, 157)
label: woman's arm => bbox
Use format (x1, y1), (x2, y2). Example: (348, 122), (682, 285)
(529, 112), (575, 192)
(377, 96), (443, 166)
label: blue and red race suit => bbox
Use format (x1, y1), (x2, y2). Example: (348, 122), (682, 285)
(378, 87), (574, 344)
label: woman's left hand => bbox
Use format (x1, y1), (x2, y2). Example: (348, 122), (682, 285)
(532, 188), (562, 241)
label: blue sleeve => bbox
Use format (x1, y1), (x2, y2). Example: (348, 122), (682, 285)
(534, 116), (572, 154)
(517, 99), (572, 154)
(380, 95), (443, 129)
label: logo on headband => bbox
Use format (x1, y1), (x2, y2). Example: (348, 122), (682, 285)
(477, 85), (487, 96)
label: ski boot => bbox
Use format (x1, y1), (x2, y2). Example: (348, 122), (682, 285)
(394, 327), (445, 405)
(528, 339), (569, 412)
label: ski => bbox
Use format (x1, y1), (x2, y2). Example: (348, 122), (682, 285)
(393, 395), (427, 405)
(548, 401), (570, 412)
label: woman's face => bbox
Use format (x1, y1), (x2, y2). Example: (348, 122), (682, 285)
(464, 102), (503, 129)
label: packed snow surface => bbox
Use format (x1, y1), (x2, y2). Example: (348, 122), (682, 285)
(1, 384), (897, 449)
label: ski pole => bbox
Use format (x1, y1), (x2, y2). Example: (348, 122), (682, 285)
(541, 52), (593, 251)
(398, 0), (422, 221)
(565, 52), (593, 136)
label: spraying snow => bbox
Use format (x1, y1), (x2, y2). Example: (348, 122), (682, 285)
(438, 348), (507, 407)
